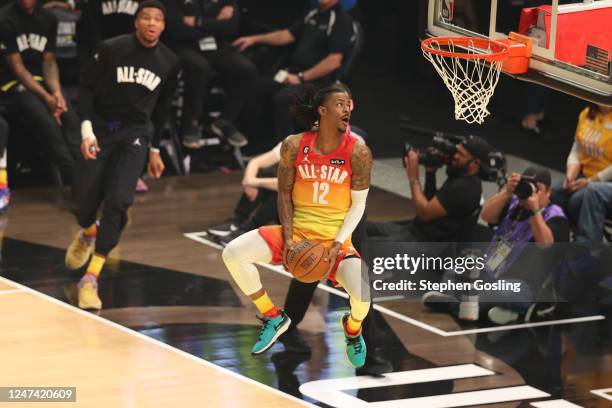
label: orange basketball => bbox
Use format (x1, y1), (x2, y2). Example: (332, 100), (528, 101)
(286, 240), (330, 283)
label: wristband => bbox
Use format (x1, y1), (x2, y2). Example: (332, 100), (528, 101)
(531, 207), (543, 216)
(81, 120), (96, 141)
(149, 147), (161, 154)
(409, 179), (421, 187)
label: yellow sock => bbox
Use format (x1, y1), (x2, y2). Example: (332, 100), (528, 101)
(0, 169), (7, 188)
(85, 254), (106, 279)
(347, 315), (362, 335)
(253, 292), (279, 317)
(82, 223), (97, 237)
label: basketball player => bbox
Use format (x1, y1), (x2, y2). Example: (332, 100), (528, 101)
(222, 83), (372, 367)
(64, 0), (179, 310)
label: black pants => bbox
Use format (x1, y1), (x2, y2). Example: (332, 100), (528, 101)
(0, 115), (7, 153)
(174, 44), (257, 127)
(281, 215), (382, 350)
(8, 86), (80, 182)
(233, 166), (278, 229)
(74, 123), (149, 256)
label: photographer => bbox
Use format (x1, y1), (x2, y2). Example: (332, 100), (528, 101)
(479, 167), (569, 323)
(367, 135), (488, 243)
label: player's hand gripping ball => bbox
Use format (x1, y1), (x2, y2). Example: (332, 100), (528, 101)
(285, 240), (330, 283)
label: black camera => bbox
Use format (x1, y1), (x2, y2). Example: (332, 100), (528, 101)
(479, 150), (507, 186)
(403, 135), (463, 168)
(514, 176), (538, 199)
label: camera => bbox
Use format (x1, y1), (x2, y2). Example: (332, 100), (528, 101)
(514, 176), (538, 199)
(403, 134), (463, 168)
(479, 150), (507, 186)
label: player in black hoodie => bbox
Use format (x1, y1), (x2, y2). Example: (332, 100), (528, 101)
(65, 0), (179, 310)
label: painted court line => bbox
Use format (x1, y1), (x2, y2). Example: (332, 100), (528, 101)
(300, 364), (496, 408)
(590, 388), (612, 402)
(0, 275), (317, 408)
(185, 231), (606, 337)
(301, 364), (494, 391)
(0, 288), (24, 295)
(531, 399), (584, 407)
(443, 315), (605, 336)
(367, 386), (550, 408)
(299, 366), (551, 407)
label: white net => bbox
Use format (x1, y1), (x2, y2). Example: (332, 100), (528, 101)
(423, 38), (505, 124)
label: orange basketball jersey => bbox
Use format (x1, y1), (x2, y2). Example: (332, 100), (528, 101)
(292, 130), (357, 242)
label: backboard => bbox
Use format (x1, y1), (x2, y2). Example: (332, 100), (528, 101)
(426, 0), (612, 106)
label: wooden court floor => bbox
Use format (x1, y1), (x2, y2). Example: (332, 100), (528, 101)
(0, 173), (610, 407)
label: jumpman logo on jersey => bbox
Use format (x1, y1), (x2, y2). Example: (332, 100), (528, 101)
(133, 138), (141, 146)
(301, 155), (310, 163)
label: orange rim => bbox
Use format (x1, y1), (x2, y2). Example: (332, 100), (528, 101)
(421, 37), (508, 62)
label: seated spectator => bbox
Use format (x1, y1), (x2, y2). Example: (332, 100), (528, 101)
(207, 141), (281, 245)
(164, 0), (256, 148)
(0, 0), (80, 184)
(425, 168), (570, 324)
(551, 104), (612, 244)
(233, 0), (354, 149)
(367, 136), (488, 243)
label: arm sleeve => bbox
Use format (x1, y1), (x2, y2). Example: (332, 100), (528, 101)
(335, 188), (368, 244)
(199, 0), (239, 38)
(78, 41), (109, 121)
(566, 140), (580, 167)
(150, 63), (179, 149)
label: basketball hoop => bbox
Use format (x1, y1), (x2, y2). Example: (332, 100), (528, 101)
(422, 37), (509, 124)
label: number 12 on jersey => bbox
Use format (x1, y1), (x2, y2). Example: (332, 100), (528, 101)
(312, 181), (329, 204)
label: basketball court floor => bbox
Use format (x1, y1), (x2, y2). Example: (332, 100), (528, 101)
(0, 166), (610, 407)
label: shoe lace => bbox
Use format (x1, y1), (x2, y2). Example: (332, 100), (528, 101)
(255, 315), (272, 341)
(76, 235), (93, 252)
(345, 335), (363, 353)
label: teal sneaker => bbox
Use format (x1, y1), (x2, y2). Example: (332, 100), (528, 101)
(342, 313), (367, 368)
(251, 310), (291, 355)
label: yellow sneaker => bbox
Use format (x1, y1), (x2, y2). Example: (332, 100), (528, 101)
(65, 232), (94, 270)
(78, 280), (102, 310)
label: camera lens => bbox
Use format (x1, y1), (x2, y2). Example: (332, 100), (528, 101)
(515, 179), (535, 199)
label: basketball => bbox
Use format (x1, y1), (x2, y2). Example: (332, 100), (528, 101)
(285, 240), (330, 283)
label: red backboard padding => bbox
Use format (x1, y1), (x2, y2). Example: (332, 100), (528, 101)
(518, 5), (612, 66)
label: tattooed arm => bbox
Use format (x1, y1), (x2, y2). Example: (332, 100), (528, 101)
(277, 134), (301, 250)
(350, 143), (373, 191)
